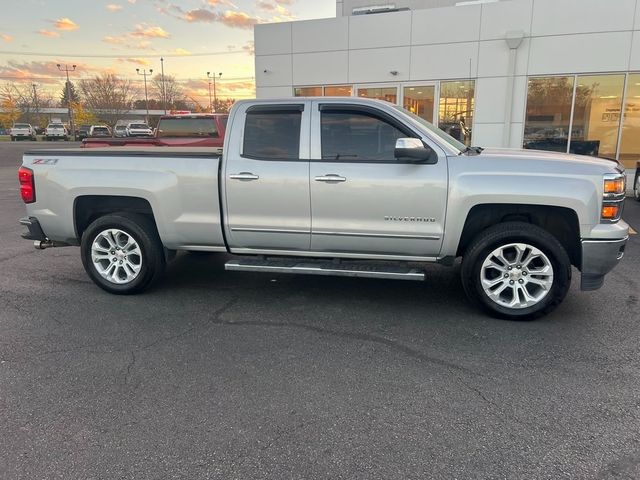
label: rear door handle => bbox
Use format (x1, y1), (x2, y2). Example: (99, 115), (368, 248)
(314, 174), (346, 183)
(229, 172), (259, 181)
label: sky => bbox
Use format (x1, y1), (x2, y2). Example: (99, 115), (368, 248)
(0, 0), (335, 105)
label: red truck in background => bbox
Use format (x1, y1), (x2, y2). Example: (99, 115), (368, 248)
(82, 113), (228, 151)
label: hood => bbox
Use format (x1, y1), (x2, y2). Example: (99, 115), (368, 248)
(477, 147), (623, 171)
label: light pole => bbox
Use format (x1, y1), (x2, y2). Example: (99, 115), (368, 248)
(207, 71), (222, 112)
(57, 63), (76, 138)
(136, 68), (153, 124)
(160, 57), (167, 115)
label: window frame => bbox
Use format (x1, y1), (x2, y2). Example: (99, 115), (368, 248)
(240, 104), (305, 162)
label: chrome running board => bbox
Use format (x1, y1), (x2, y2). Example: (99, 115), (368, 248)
(225, 257), (425, 281)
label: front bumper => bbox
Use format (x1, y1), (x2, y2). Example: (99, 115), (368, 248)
(580, 236), (628, 291)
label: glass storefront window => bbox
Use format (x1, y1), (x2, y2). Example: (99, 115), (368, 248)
(357, 87), (398, 104)
(570, 75), (624, 159)
(619, 74), (640, 169)
(524, 76), (574, 153)
(324, 85), (352, 96)
(438, 80), (474, 146)
(403, 86), (435, 123)
(294, 86), (322, 97)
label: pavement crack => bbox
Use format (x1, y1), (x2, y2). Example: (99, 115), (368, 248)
(208, 318), (477, 376)
(123, 351), (136, 385)
(136, 296), (240, 352)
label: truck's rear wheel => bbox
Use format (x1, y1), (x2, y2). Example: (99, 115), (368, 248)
(461, 222), (571, 320)
(81, 213), (165, 294)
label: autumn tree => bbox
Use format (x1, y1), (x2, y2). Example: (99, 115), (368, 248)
(79, 74), (134, 126)
(0, 85), (20, 128)
(71, 102), (98, 127)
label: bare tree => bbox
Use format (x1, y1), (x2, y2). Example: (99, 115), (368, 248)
(79, 74), (135, 126)
(0, 83), (53, 127)
(151, 74), (184, 110)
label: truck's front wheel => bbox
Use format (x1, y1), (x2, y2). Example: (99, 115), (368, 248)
(81, 213), (165, 294)
(461, 222), (571, 320)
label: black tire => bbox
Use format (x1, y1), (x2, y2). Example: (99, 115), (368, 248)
(634, 174), (640, 202)
(461, 222), (572, 321)
(81, 212), (166, 294)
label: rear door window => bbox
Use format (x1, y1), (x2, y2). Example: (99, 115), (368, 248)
(242, 107), (302, 160)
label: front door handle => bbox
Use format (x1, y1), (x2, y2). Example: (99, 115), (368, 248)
(314, 174), (346, 183)
(229, 172), (259, 181)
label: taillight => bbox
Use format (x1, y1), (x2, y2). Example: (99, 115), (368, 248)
(18, 166), (35, 204)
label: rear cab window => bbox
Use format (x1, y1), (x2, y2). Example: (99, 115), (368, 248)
(156, 117), (221, 138)
(242, 106), (303, 160)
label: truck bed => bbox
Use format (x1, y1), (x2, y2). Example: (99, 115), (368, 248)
(23, 146), (225, 250)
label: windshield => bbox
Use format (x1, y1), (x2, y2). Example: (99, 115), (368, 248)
(392, 105), (467, 153)
(115, 125), (126, 130)
(93, 127), (109, 133)
(129, 124), (149, 129)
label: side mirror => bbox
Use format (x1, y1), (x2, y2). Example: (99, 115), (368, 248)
(394, 138), (436, 164)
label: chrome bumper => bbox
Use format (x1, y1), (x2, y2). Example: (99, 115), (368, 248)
(580, 236), (628, 291)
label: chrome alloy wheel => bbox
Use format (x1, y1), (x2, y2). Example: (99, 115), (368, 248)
(480, 243), (554, 309)
(91, 229), (142, 285)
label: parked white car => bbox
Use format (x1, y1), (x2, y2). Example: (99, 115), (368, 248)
(45, 123), (68, 141)
(114, 125), (128, 138)
(10, 123), (36, 141)
(126, 123), (153, 137)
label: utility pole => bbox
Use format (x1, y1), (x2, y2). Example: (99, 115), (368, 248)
(160, 57), (167, 115)
(57, 63), (76, 138)
(136, 68), (153, 124)
(207, 71), (222, 112)
(32, 83), (40, 128)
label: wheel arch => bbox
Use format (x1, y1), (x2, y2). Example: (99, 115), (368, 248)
(74, 195), (160, 242)
(456, 203), (582, 268)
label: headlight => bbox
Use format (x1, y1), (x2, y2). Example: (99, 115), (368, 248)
(603, 176), (625, 196)
(601, 173), (625, 222)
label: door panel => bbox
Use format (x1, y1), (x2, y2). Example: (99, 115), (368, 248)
(309, 103), (447, 257)
(223, 103), (311, 251)
(310, 162), (446, 256)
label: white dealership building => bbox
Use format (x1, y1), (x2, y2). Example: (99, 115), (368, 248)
(254, 0), (640, 178)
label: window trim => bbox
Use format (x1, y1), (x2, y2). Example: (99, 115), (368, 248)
(317, 104), (435, 164)
(240, 106), (305, 162)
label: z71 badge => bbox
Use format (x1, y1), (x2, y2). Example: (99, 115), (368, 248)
(32, 158), (58, 165)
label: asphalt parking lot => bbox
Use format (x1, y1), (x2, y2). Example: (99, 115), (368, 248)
(0, 141), (639, 479)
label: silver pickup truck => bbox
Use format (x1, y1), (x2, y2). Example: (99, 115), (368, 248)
(18, 98), (629, 320)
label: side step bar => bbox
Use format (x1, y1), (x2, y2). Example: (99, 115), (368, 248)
(225, 258), (425, 281)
